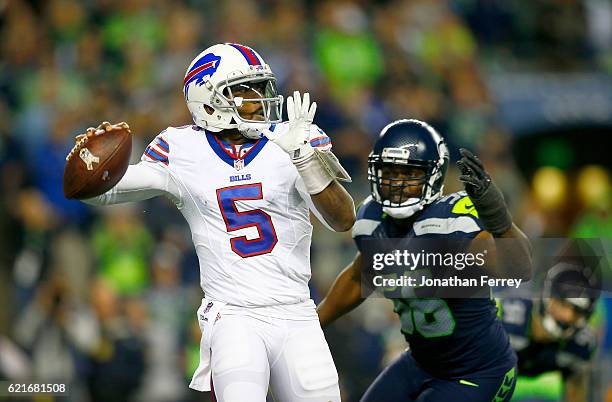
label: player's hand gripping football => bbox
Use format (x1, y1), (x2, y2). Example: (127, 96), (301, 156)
(456, 148), (512, 236)
(263, 91), (316, 161)
(63, 121), (132, 199)
(66, 121), (129, 161)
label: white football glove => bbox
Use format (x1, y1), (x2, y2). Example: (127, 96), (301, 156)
(263, 91), (316, 160)
(263, 91), (351, 194)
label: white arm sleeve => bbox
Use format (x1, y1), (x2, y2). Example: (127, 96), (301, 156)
(82, 161), (181, 206)
(295, 174), (334, 231)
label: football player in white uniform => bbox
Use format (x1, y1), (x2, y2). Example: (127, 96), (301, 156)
(81, 43), (355, 402)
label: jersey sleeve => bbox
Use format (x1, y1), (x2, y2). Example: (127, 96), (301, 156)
(415, 192), (484, 238)
(351, 197), (383, 252)
(449, 192), (485, 237)
(307, 124), (332, 152)
(83, 129), (181, 206)
(82, 161), (181, 206)
(141, 131), (170, 166)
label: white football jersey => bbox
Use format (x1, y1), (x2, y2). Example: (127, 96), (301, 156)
(88, 122), (334, 310)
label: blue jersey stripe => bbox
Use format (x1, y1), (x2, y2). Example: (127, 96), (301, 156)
(157, 137), (169, 152)
(310, 137), (331, 147)
(145, 147), (169, 165)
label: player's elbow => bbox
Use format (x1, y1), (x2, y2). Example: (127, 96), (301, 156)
(501, 254), (532, 282)
(331, 207), (356, 232)
(516, 243), (534, 282)
(519, 260), (533, 282)
(81, 195), (106, 206)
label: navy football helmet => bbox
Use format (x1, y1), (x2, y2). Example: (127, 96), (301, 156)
(368, 119), (449, 218)
(541, 260), (601, 339)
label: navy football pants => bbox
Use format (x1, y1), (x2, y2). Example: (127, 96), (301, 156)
(361, 351), (516, 402)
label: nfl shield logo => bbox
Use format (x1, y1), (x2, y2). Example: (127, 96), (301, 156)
(234, 159), (244, 171)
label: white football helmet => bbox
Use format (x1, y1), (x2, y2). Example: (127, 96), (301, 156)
(183, 43), (283, 136)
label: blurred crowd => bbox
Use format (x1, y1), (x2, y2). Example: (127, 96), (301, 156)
(0, 1), (610, 401)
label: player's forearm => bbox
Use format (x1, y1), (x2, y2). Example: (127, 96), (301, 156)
(494, 223), (533, 281)
(317, 256), (365, 327)
(317, 278), (363, 328)
(310, 181), (355, 232)
(457, 150), (533, 280)
(83, 184), (165, 206)
(82, 162), (179, 206)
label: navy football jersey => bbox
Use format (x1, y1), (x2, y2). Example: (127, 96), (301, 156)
(352, 192), (517, 379)
(499, 298), (595, 378)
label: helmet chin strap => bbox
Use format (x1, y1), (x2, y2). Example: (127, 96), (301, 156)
(237, 121), (270, 139)
(383, 198), (424, 219)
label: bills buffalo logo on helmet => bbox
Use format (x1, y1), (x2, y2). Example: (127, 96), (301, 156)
(183, 53), (222, 97)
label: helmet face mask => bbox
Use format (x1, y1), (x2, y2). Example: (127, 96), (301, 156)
(368, 119), (449, 218)
(541, 298), (590, 339)
(216, 76), (283, 125)
(369, 162), (431, 207)
(184, 43), (283, 134)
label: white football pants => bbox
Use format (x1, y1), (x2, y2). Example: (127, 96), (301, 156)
(190, 302), (340, 402)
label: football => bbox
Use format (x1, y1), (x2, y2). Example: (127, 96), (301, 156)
(63, 122), (132, 199)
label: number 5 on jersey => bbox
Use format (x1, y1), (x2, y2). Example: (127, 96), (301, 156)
(216, 183), (278, 258)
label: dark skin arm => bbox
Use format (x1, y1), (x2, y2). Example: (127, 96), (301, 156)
(458, 149), (533, 281)
(317, 253), (367, 328)
(565, 369), (589, 402)
(474, 223), (533, 280)
(310, 180), (355, 232)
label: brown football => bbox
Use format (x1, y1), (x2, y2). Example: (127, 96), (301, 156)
(63, 122), (132, 199)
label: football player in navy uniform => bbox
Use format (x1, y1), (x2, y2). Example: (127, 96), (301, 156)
(500, 262), (599, 402)
(317, 119), (533, 402)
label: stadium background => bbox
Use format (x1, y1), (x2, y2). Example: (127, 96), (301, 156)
(0, 0), (610, 401)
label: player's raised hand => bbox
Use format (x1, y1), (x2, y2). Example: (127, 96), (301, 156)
(457, 148), (491, 197)
(286, 91), (317, 125)
(457, 148), (512, 236)
(263, 91), (316, 160)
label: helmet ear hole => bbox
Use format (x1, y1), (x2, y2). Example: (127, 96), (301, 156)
(204, 105), (215, 115)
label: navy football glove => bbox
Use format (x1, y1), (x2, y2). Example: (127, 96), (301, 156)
(457, 148), (512, 236)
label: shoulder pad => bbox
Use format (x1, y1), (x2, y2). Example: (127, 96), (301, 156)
(352, 196), (383, 239)
(142, 129), (170, 166)
(414, 192), (484, 236)
(436, 192), (478, 217)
